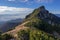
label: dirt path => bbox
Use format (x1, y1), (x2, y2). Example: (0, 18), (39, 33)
(3, 21), (29, 37)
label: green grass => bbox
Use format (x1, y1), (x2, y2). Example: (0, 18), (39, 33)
(18, 27), (60, 40)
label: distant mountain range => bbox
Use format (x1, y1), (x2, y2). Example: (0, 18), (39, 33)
(0, 18), (23, 33)
(55, 14), (60, 17)
(0, 14), (24, 22)
(0, 14), (24, 33)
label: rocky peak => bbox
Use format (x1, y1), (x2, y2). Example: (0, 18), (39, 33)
(25, 6), (60, 25)
(25, 6), (60, 35)
(38, 6), (49, 18)
(38, 6), (46, 12)
(37, 6), (60, 25)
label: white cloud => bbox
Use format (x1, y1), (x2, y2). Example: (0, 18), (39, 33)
(0, 6), (34, 18)
(0, 6), (33, 14)
(20, 0), (28, 2)
(7, 0), (53, 4)
(8, 0), (15, 1)
(19, 0), (53, 3)
(8, 0), (28, 2)
(50, 10), (60, 14)
(35, 0), (53, 3)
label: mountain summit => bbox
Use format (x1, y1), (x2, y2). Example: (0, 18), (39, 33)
(25, 6), (60, 34)
(38, 6), (46, 11)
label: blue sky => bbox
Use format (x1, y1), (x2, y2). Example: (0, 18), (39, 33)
(0, 0), (60, 18)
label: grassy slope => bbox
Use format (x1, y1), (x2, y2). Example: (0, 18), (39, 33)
(18, 27), (60, 40)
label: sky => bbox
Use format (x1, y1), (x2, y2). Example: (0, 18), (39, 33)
(0, 0), (60, 18)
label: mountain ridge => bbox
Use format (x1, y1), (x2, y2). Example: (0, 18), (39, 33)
(2, 6), (60, 40)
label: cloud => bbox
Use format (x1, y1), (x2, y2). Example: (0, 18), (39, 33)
(8, 0), (28, 2)
(0, 6), (34, 18)
(7, 0), (53, 5)
(20, 0), (28, 2)
(21, 0), (53, 5)
(8, 0), (53, 3)
(19, 0), (53, 3)
(50, 10), (60, 14)
(8, 0), (15, 1)
(0, 6), (33, 14)
(35, 0), (53, 3)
